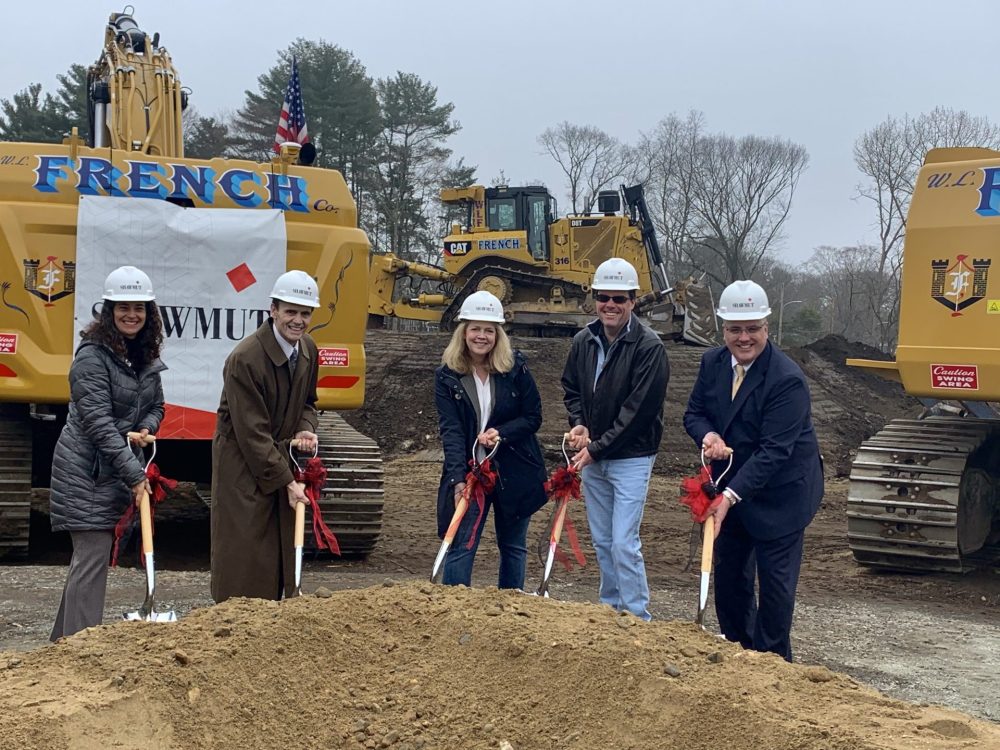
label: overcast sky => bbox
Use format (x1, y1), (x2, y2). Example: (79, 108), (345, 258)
(3, 1), (997, 264)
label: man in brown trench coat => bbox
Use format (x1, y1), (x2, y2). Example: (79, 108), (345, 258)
(210, 270), (321, 602)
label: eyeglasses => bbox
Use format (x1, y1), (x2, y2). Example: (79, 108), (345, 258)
(595, 294), (630, 304)
(724, 325), (766, 336)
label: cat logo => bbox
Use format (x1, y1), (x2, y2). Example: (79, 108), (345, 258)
(445, 241), (470, 256)
(24, 256), (76, 307)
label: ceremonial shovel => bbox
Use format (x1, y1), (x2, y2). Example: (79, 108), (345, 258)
(123, 432), (177, 623)
(536, 434), (579, 598)
(430, 440), (500, 583)
(289, 438), (315, 597)
(695, 447), (733, 628)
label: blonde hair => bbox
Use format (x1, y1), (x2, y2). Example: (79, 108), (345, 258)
(441, 321), (515, 374)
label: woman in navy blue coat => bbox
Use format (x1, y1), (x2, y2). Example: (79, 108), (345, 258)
(435, 291), (547, 589)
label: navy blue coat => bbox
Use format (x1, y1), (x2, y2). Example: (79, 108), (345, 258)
(434, 352), (547, 538)
(683, 341), (823, 541)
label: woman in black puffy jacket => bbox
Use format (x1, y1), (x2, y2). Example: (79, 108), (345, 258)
(434, 291), (547, 590)
(49, 265), (166, 641)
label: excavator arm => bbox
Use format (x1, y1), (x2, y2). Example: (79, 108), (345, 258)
(88, 10), (187, 156)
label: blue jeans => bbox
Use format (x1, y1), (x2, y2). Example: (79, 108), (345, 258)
(581, 455), (655, 620)
(443, 497), (531, 589)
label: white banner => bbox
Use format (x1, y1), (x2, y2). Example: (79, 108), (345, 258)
(75, 196), (286, 438)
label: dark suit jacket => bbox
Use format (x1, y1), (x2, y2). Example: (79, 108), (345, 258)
(683, 341), (823, 541)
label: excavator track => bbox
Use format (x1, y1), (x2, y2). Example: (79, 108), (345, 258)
(0, 404), (32, 561)
(311, 411), (384, 556)
(847, 416), (1000, 572)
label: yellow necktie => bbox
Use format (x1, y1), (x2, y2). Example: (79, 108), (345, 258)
(731, 364), (745, 400)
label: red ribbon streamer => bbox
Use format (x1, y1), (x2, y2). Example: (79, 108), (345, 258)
(543, 464), (587, 570)
(680, 466), (716, 523)
(463, 458), (497, 549)
(110, 462), (177, 567)
(295, 456), (341, 556)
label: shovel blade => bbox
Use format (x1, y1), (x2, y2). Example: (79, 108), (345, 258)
(123, 610), (177, 622)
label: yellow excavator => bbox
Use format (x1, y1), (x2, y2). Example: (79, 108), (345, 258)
(848, 146), (1000, 572)
(368, 184), (718, 344)
(0, 10), (383, 558)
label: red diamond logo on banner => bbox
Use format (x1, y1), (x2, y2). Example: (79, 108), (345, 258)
(226, 263), (256, 293)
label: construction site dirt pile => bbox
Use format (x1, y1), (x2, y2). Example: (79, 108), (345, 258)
(349, 330), (920, 474)
(2, 582), (997, 750)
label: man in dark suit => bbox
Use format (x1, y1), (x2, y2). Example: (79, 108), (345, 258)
(683, 280), (823, 661)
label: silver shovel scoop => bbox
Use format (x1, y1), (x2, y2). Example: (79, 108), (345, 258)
(123, 433), (177, 623)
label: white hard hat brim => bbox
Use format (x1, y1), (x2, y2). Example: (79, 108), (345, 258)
(717, 310), (771, 321)
(103, 293), (156, 302)
(272, 294), (321, 308)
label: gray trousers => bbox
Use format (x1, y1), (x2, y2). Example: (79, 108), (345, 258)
(50, 530), (113, 641)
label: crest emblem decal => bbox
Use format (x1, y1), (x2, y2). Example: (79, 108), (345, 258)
(24, 256), (76, 306)
(931, 255), (990, 316)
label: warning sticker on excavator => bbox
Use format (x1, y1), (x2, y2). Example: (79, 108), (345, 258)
(0, 333), (16, 353)
(318, 348), (349, 367)
(930, 364), (978, 390)
(987, 300), (1000, 314)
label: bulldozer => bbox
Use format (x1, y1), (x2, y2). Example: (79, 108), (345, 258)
(368, 183), (718, 344)
(0, 10), (383, 559)
(847, 146), (1000, 572)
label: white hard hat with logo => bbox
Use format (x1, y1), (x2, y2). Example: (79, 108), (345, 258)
(717, 280), (772, 321)
(457, 290), (505, 323)
(102, 265), (155, 302)
(592, 258), (640, 291)
(270, 270), (320, 308)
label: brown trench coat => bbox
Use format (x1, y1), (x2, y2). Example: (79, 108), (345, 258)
(210, 320), (318, 602)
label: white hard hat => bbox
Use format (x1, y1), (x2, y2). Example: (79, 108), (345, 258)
(102, 265), (155, 302)
(593, 258), (639, 291)
(457, 290), (505, 323)
(717, 280), (772, 321)
(270, 270), (320, 308)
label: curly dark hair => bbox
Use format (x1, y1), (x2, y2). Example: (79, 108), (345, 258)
(81, 300), (164, 368)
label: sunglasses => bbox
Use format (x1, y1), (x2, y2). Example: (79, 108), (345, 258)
(595, 294), (630, 304)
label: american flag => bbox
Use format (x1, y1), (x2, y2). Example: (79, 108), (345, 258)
(273, 57), (309, 153)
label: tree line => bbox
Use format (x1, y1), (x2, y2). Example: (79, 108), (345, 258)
(2, 40), (996, 352)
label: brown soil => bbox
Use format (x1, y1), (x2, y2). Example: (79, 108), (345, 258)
(3, 583), (998, 750)
(2, 330), (998, 748)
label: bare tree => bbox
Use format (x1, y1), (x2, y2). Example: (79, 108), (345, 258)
(688, 134), (809, 285)
(538, 122), (629, 213)
(635, 111), (705, 278)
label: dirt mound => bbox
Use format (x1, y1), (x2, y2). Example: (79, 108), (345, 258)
(2, 583), (996, 750)
(349, 331), (920, 475)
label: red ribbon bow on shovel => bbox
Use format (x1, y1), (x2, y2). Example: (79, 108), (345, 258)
(294, 455), (341, 556)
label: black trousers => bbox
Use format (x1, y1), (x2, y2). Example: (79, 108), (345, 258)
(50, 530), (114, 641)
(713, 514), (805, 662)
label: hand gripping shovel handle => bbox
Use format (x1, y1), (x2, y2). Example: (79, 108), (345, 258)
(695, 514), (714, 627)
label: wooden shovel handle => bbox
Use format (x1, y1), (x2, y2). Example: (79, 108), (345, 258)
(127, 431), (155, 446)
(139, 488), (154, 556)
(701, 515), (715, 574)
(294, 500), (306, 548)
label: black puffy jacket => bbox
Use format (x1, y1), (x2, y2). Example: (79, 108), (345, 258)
(561, 316), (669, 461)
(49, 341), (165, 532)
